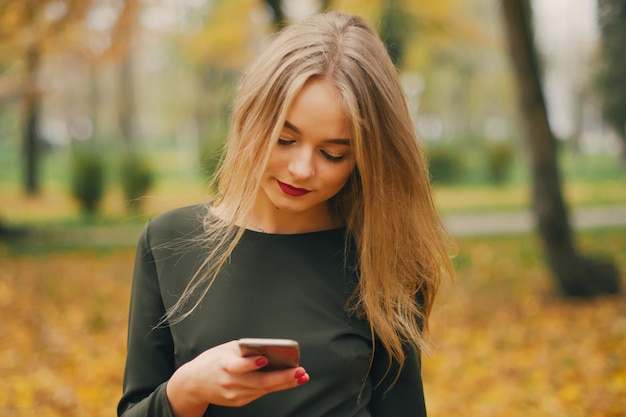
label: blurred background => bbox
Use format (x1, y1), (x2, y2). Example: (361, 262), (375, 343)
(0, 0), (624, 416)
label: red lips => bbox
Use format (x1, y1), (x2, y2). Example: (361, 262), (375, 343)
(277, 180), (311, 197)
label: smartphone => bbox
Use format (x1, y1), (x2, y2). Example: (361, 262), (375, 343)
(238, 338), (300, 371)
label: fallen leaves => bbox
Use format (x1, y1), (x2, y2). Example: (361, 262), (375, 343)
(0, 248), (133, 417)
(424, 230), (626, 416)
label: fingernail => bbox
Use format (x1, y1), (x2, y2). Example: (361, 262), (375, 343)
(255, 357), (268, 367)
(294, 369), (305, 379)
(297, 375), (309, 385)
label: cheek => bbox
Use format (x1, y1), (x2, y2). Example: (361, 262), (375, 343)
(326, 165), (354, 190)
(264, 151), (287, 174)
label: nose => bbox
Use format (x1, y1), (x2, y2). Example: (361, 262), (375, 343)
(288, 148), (315, 179)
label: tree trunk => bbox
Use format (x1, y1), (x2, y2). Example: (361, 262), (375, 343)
(380, 0), (412, 67)
(22, 44), (42, 195)
(114, 0), (140, 148)
(118, 50), (136, 148)
(89, 62), (100, 141)
(264, 0), (286, 29)
(618, 125), (626, 167)
(499, 0), (620, 296)
(263, 0), (331, 29)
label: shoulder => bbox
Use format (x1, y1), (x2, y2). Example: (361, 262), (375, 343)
(145, 203), (208, 244)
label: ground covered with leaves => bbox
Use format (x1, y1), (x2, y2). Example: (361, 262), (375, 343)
(0, 228), (624, 416)
(424, 230), (626, 416)
(0, 248), (133, 417)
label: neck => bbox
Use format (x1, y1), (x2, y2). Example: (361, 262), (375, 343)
(249, 202), (340, 235)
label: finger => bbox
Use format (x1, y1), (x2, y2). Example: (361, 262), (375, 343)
(217, 368), (310, 406)
(244, 367), (310, 391)
(227, 355), (270, 374)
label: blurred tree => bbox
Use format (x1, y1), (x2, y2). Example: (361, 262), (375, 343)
(378, 0), (510, 142)
(22, 39), (42, 196)
(119, 151), (154, 213)
(177, 0), (268, 155)
(112, 0), (140, 148)
(70, 143), (106, 216)
(0, 0), (135, 194)
(265, 0), (287, 29)
(379, 0), (413, 66)
(596, 0), (626, 164)
(0, 0), (90, 194)
(264, 0), (333, 29)
(500, 0), (620, 297)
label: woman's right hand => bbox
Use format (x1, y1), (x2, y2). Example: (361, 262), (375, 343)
(165, 340), (309, 417)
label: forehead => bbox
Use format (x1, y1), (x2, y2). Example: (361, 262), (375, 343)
(284, 79), (350, 139)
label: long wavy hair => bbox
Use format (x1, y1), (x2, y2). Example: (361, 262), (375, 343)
(165, 11), (454, 372)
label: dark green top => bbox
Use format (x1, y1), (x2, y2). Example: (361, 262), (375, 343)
(118, 204), (426, 417)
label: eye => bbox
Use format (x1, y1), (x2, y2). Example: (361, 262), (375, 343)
(277, 138), (295, 146)
(321, 150), (346, 163)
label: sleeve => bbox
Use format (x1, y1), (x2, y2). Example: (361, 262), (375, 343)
(117, 221), (177, 417)
(368, 341), (427, 417)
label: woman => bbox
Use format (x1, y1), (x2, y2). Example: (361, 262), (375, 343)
(118, 11), (453, 417)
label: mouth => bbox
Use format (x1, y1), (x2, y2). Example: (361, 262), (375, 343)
(277, 180), (311, 197)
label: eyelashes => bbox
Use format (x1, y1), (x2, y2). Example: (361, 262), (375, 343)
(277, 138), (294, 145)
(277, 138), (347, 163)
(320, 151), (346, 163)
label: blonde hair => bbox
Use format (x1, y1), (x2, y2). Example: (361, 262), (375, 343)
(167, 12), (454, 373)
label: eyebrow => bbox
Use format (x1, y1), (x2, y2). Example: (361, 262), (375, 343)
(284, 120), (351, 145)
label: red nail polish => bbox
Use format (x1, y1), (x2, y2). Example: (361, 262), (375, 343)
(297, 375), (309, 384)
(255, 357), (268, 367)
(294, 369), (305, 379)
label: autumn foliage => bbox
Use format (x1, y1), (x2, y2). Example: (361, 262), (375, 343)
(0, 248), (132, 417)
(424, 232), (626, 416)
(1, 228), (624, 416)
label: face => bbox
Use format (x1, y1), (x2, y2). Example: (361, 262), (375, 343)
(258, 78), (354, 224)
